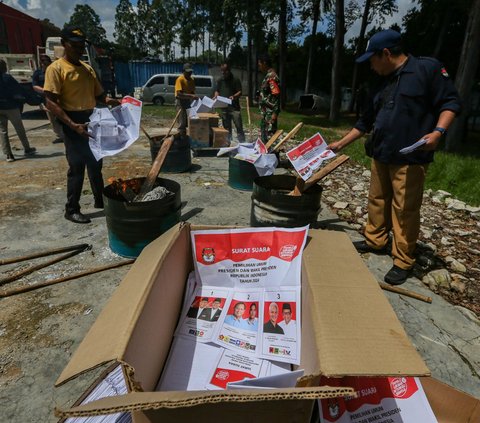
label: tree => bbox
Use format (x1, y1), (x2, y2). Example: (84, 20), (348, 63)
(347, 0), (398, 112)
(65, 4), (107, 47)
(136, 0), (150, 55)
(446, 0), (480, 151)
(149, 0), (179, 60)
(329, 0), (345, 121)
(114, 0), (139, 58)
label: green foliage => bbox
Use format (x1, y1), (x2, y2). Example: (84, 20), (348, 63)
(65, 4), (107, 46)
(114, 0), (139, 58)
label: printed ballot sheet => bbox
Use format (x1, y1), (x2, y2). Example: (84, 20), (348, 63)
(286, 132), (336, 180)
(207, 350), (265, 390)
(175, 287), (231, 342)
(88, 96), (142, 161)
(191, 226), (308, 288)
(318, 377), (438, 423)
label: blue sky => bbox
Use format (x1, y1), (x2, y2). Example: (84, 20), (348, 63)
(5, 0), (415, 44)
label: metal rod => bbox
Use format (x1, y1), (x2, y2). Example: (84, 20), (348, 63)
(0, 260), (135, 298)
(379, 282), (433, 303)
(0, 243), (90, 266)
(0, 245), (90, 287)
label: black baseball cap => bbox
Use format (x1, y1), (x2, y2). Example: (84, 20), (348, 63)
(61, 26), (87, 43)
(183, 63), (193, 73)
(356, 29), (402, 63)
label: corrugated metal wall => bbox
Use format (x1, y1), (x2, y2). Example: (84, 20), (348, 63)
(114, 61), (209, 95)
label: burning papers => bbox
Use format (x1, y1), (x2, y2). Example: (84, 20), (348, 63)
(159, 227), (308, 392)
(88, 96), (142, 161)
(217, 139), (278, 176)
(286, 132), (336, 180)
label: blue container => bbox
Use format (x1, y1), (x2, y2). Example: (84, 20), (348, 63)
(103, 177), (181, 258)
(228, 156), (259, 191)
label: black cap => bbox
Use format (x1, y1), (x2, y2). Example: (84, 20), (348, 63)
(183, 62), (193, 73)
(61, 26), (87, 43)
(356, 29), (401, 63)
(282, 303), (291, 311)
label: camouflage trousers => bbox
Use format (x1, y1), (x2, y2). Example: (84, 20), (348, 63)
(260, 110), (278, 143)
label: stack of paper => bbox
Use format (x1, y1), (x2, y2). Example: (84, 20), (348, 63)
(88, 96), (142, 161)
(157, 227), (309, 392)
(217, 139), (278, 176)
(187, 95), (232, 118)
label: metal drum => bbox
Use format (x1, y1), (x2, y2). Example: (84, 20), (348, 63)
(149, 131), (192, 173)
(103, 177), (181, 258)
(250, 175), (322, 227)
(228, 156), (259, 191)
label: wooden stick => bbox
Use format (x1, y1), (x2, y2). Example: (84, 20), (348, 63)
(0, 260), (135, 298)
(140, 125), (153, 142)
(292, 177), (305, 196)
(0, 246), (90, 287)
(288, 155), (350, 195)
(134, 136), (174, 201)
(271, 122), (303, 152)
(245, 96), (251, 125)
(379, 282), (432, 304)
(264, 129), (284, 150)
(134, 109), (181, 201)
(0, 243), (90, 266)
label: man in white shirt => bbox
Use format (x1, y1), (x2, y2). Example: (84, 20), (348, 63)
(244, 303), (258, 331)
(278, 303), (296, 338)
(224, 302), (248, 329)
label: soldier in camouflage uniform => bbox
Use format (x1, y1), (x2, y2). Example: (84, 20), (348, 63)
(258, 55), (281, 143)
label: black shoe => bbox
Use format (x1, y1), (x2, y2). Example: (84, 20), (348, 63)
(353, 240), (387, 254)
(52, 138), (63, 144)
(64, 211), (91, 224)
(24, 147), (37, 155)
(384, 265), (411, 285)
(6, 154), (15, 162)
(94, 199), (104, 209)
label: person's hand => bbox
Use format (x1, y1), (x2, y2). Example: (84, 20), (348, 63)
(105, 96), (121, 107)
(328, 140), (343, 153)
(421, 131), (442, 151)
(71, 122), (88, 138)
(192, 95), (199, 100)
(270, 114), (277, 123)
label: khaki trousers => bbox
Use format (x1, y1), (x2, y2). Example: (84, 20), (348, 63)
(365, 160), (428, 269)
(0, 108), (31, 156)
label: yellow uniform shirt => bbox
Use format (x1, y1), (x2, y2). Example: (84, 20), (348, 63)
(175, 74), (195, 97)
(44, 58), (103, 111)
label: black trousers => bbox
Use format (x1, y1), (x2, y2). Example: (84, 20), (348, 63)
(62, 111), (103, 214)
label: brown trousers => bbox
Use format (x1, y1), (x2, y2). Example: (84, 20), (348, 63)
(365, 160), (428, 270)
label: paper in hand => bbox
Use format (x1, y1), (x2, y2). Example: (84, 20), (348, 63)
(399, 138), (427, 154)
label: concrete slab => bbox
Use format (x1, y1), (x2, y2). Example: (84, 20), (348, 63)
(0, 118), (478, 423)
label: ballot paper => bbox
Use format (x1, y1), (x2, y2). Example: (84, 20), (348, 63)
(318, 377), (438, 423)
(207, 350), (265, 390)
(157, 338), (222, 391)
(399, 138), (427, 154)
(65, 365), (131, 423)
(212, 95), (232, 108)
(88, 96), (142, 161)
(286, 132), (336, 181)
(187, 226), (308, 365)
(217, 141), (278, 177)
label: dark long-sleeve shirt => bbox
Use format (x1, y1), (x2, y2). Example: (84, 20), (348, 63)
(355, 55), (461, 165)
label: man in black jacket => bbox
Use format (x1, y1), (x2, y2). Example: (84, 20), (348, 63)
(328, 30), (461, 286)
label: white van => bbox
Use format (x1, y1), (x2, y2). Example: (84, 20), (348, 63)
(140, 73), (215, 105)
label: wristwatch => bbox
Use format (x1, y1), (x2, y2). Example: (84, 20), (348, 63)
(433, 127), (447, 135)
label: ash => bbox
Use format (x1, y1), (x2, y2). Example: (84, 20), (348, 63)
(140, 186), (172, 202)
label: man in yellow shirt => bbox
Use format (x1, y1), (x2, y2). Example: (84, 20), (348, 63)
(175, 63), (197, 135)
(44, 26), (118, 224)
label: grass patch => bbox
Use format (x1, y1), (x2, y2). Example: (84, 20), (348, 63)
(142, 103), (480, 206)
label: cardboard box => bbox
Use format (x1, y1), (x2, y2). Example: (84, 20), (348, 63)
(197, 112), (219, 128)
(188, 117), (210, 147)
(56, 224), (431, 422)
(212, 127), (230, 148)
